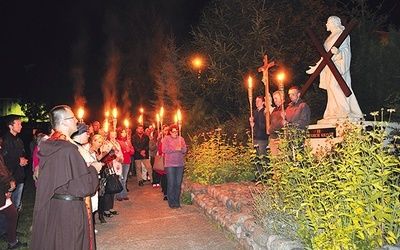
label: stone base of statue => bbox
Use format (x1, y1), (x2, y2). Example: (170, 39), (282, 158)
(308, 121), (399, 153)
(307, 124), (340, 153)
(317, 116), (363, 125)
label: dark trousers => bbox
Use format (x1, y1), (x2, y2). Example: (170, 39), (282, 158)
(104, 193), (114, 211)
(152, 170), (162, 184)
(0, 204), (18, 244)
(160, 174), (167, 196)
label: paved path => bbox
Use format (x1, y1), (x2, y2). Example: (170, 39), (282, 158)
(95, 176), (242, 250)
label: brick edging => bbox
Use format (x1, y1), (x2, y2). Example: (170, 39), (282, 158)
(182, 179), (304, 250)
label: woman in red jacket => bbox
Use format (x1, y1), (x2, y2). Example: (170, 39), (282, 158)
(116, 128), (134, 201)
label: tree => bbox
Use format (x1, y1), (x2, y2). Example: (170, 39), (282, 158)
(18, 99), (49, 123)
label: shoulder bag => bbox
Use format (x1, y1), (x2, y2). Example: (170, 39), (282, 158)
(105, 167), (123, 194)
(153, 155), (165, 171)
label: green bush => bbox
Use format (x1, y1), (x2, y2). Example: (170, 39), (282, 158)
(185, 128), (255, 185)
(254, 122), (400, 249)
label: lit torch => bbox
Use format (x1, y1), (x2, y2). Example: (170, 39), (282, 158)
(77, 108), (84, 124)
(112, 108), (117, 132)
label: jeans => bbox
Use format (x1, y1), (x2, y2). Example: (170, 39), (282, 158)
(116, 164), (130, 199)
(165, 166), (184, 208)
(11, 183), (24, 210)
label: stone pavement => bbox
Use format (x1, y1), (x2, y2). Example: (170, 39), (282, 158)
(95, 176), (243, 250)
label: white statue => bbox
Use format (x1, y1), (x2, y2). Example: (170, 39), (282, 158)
(307, 16), (363, 124)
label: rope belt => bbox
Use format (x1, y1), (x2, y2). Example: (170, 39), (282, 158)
(52, 193), (83, 201)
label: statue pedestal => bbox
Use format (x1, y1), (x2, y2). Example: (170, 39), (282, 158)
(308, 121), (399, 153)
(307, 124), (340, 153)
(317, 117), (362, 125)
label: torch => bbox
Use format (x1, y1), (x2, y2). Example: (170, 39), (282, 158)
(112, 108), (117, 132)
(248, 76), (254, 146)
(77, 108), (84, 124)
(277, 73), (286, 124)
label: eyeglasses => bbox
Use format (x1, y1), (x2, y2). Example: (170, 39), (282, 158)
(171, 130), (178, 133)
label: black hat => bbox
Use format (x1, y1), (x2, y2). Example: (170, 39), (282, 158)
(72, 124), (88, 138)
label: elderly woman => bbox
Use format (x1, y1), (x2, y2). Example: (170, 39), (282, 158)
(161, 124), (187, 209)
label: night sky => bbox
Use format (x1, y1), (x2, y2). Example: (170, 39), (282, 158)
(0, 0), (211, 122)
(0, 0), (398, 122)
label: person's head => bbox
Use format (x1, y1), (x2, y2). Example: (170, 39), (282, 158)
(116, 127), (127, 139)
(272, 91), (284, 107)
(87, 124), (94, 135)
(92, 121), (101, 133)
(36, 132), (49, 145)
(288, 86), (301, 104)
(136, 124), (144, 135)
(326, 16), (344, 32)
(108, 130), (117, 140)
(49, 105), (78, 137)
(169, 124), (179, 138)
(71, 123), (89, 144)
(90, 134), (104, 151)
(162, 125), (170, 136)
(255, 96), (265, 109)
(6, 115), (22, 136)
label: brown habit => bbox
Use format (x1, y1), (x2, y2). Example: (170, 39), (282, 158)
(30, 139), (99, 250)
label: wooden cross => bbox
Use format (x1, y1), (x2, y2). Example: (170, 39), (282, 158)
(300, 19), (357, 98)
(258, 55), (275, 132)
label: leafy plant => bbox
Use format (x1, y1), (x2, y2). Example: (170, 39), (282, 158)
(253, 122), (400, 249)
(185, 128), (254, 185)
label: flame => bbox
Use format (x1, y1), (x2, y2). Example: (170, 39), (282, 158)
(177, 109), (182, 121)
(160, 107), (164, 117)
(248, 76), (252, 89)
(77, 108), (84, 119)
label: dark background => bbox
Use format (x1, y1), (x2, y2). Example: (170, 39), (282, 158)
(0, 0), (398, 123)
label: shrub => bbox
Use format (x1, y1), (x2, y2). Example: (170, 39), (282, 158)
(253, 122), (400, 249)
(185, 128), (255, 185)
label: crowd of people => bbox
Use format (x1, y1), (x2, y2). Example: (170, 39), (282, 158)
(0, 105), (187, 249)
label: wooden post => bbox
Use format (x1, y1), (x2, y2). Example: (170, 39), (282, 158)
(258, 55), (275, 133)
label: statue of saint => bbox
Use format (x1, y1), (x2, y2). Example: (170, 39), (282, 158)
(307, 16), (363, 124)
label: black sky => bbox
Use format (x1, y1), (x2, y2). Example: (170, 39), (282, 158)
(0, 0), (211, 122)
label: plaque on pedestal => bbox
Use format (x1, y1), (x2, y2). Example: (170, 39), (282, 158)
(307, 124), (340, 153)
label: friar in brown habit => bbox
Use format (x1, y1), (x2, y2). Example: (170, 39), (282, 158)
(31, 105), (102, 250)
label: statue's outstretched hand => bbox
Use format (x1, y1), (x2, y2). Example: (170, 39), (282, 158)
(306, 57), (323, 74)
(306, 65), (316, 74)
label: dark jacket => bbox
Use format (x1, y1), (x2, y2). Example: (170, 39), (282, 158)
(0, 132), (26, 184)
(131, 133), (150, 160)
(253, 107), (268, 141)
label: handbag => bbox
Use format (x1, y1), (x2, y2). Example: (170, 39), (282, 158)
(153, 155), (165, 171)
(105, 167), (123, 194)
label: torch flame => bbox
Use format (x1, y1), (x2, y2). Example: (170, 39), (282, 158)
(77, 108), (84, 119)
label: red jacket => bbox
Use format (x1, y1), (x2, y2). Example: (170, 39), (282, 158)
(117, 138), (134, 164)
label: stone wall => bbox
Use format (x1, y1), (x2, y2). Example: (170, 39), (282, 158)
(182, 180), (304, 250)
